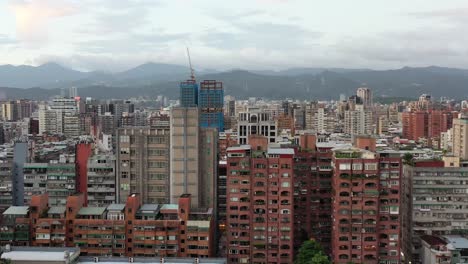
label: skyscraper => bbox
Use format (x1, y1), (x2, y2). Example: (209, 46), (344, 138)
(199, 80), (224, 132)
(180, 79), (199, 107)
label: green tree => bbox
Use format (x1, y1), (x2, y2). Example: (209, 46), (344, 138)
(311, 252), (331, 264)
(403, 153), (414, 165)
(295, 240), (331, 264)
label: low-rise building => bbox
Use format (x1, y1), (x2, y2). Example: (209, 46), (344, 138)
(1, 193), (215, 259)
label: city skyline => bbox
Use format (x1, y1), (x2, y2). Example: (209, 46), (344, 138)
(0, 0), (468, 71)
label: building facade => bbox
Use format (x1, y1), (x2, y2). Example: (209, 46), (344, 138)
(1, 193), (215, 259)
(453, 116), (468, 160)
(237, 108), (278, 145)
(331, 148), (402, 264)
(116, 125), (171, 204)
(199, 80), (224, 132)
(87, 154), (116, 207)
(226, 140), (294, 264)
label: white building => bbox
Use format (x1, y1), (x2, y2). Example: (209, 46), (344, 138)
(344, 104), (373, 136)
(237, 107), (277, 144)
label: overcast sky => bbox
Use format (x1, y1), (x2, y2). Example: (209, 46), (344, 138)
(0, 0), (467, 72)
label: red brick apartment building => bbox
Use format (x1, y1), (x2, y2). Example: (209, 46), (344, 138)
(331, 148), (402, 264)
(226, 136), (294, 264)
(1, 193), (215, 259)
(402, 110), (457, 146)
(293, 134), (333, 253)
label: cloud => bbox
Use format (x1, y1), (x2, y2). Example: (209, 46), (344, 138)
(199, 21), (322, 51)
(0, 34), (17, 45)
(333, 27), (468, 69)
(9, 0), (77, 44)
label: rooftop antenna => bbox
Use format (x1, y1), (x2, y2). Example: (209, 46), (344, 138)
(186, 47), (195, 81)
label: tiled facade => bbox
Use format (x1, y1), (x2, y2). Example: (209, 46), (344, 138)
(331, 148), (402, 264)
(0, 193), (215, 259)
(226, 139), (294, 264)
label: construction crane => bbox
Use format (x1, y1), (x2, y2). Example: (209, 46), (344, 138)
(186, 47), (196, 81)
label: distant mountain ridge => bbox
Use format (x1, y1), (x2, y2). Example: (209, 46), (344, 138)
(0, 63), (467, 100)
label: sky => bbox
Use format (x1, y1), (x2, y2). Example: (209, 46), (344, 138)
(0, 0), (468, 72)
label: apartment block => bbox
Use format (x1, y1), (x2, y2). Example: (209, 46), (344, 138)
(87, 154), (116, 207)
(0, 160), (13, 214)
(404, 162), (468, 262)
(293, 134), (333, 253)
(116, 125), (170, 204)
(344, 104), (373, 136)
(226, 139), (294, 264)
(1, 193), (215, 259)
(331, 148), (402, 264)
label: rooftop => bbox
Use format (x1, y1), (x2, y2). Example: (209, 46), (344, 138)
(77, 207), (107, 216)
(421, 235), (448, 246)
(444, 236), (468, 250)
(48, 206), (66, 215)
(78, 257), (226, 264)
(227, 145), (251, 152)
(107, 204), (126, 211)
(267, 148), (294, 155)
(3, 206), (29, 215)
(161, 204), (178, 210)
(0, 246), (80, 262)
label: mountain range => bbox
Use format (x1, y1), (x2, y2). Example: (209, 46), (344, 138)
(0, 63), (467, 100)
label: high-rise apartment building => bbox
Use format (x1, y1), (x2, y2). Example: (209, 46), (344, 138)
(293, 134), (333, 253)
(331, 148), (402, 264)
(237, 108), (278, 144)
(453, 116), (468, 160)
(0, 160), (13, 214)
(402, 110), (456, 146)
(39, 98), (79, 135)
(403, 161), (468, 263)
(344, 104), (373, 136)
(1, 101), (18, 121)
(226, 138), (294, 264)
(356, 87), (373, 108)
(116, 125), (170, 204)
(99, 112), (116, 135)
(199, 80), (224, 132)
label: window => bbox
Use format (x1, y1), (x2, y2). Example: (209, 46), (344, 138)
(149, 136), (167, 144)
(339, 163), (351, 170)
(149, 173), (167, 180)
(281, 182), (290, 187)
(120, 147), (130, 154)
(148, 162), (167, 168)
(148, 149), (167, 156)
(365, 163), (378, 170)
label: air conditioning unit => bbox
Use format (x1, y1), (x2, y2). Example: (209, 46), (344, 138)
(128, 257), (134, 263)
(195, 258), (200, 264)
(160, 258), (165, 264)
(93, 257), (99, 263)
